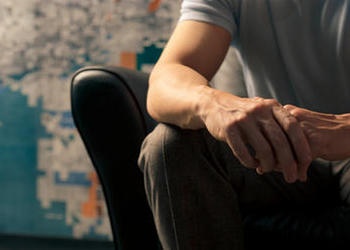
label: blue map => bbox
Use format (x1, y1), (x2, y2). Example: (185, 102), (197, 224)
(0, 0), (179, 241)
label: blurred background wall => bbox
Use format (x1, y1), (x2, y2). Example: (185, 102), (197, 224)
(0, 0), (180, 241)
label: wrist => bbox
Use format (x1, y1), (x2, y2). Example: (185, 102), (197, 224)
(191, 85), (215, 128)
(319, 113), (350, 160)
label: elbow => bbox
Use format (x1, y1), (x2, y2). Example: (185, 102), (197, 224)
(146, 96), (159, 122)
(146, 82), (161, 122)
(146, 67), (163, 122)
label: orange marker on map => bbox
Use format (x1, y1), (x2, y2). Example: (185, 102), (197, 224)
(148, 0), (162, 13)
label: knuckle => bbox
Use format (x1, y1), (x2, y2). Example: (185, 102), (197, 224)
(265, 98), (279, 106)
(284, 117), (299, 132)
(252, 96), (264, 102)
(225, 128), (237, 142)
(251, 98), (280, 115)
(249, 102), (267, 115)
(289, 108), (304, 118)
(217, 130), (227, 141)
(231, 112), (250, 126)
(283, 104), (293, 109)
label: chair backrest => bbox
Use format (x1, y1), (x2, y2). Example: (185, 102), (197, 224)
(70, 66), (159, 250)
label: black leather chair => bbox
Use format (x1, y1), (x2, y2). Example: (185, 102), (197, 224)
(70, 66), (350, 250)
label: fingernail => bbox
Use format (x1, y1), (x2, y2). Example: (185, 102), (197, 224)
(256, 167), (264, 175)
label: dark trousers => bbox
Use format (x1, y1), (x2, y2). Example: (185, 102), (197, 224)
(138, 123), (345, 250)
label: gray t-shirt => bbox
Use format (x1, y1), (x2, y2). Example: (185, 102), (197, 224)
(180, 0), (350, 114)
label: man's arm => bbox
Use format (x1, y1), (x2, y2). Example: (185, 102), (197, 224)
(148, 20), (231, 129)
(285, 105), (350, 161)
(148, 20), (312, 183)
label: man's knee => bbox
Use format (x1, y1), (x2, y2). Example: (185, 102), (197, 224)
(138, 123), (205, 216)
(138, 123), (203, 175)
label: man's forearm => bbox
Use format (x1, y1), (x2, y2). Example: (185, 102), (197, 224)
(147, 62), (215, 129)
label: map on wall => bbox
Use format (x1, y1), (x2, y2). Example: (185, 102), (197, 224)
(0, 0), (180, 240)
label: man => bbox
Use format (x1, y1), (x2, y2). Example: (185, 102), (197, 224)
(138, 0), (350, 249)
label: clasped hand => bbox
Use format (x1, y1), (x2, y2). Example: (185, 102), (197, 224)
(203, 92), (313, 183)
(204, 92), (350, 183)
(284, 105), (350, 162)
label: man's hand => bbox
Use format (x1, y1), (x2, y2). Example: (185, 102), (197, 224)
(284, 105), (350, 161)
(201, 91), (312, 183)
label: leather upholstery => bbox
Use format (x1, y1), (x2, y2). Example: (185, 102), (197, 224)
(70, 66), (350, 250)
(71, 66), (159, 250)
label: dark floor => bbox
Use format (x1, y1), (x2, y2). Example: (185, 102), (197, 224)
(0, 234), (114, 250)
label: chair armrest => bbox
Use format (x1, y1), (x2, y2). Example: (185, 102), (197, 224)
(70, 66), (159, 250)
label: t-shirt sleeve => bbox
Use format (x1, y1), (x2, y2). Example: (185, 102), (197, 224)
(179, 0), (238, 38)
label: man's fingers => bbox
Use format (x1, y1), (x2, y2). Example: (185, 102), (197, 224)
(260, 119), (299, 183)
(243, 121), (277, 174)
(222, 100), (312, 183)
(226, 127), (259, 169)
(273, 106), (312, 181)
(228, 119), (288, 178)
(226, 112), (301, 183)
